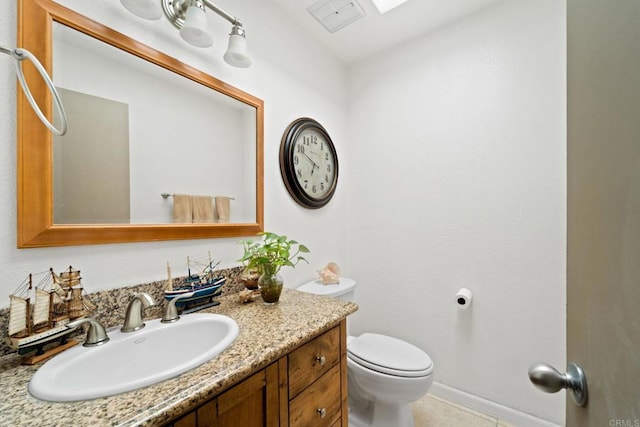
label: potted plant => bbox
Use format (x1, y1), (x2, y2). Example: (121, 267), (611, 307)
(239, 232), (310, 304)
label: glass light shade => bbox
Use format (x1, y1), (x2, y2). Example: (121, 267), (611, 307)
(120, 0), (162, 20)
(179, 6), (213, 48)
(223, 33), (251, 68)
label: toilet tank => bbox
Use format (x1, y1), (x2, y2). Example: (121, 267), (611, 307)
(297, 277), (357, 301)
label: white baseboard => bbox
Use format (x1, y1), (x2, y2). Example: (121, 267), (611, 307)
(429, 382), (563, 427)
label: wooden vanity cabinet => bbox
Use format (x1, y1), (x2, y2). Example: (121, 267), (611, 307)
(287, 326), (343, 427)
(167, 320), (348, 427)
(170, 364), (279, 427)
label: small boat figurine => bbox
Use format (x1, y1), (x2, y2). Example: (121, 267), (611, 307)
(7, 266), (95, 357)
(164, 253), (225, 312)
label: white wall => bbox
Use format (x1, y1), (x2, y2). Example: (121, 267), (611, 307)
(346, 0), (566, 424)
(0, 0), (349, 298)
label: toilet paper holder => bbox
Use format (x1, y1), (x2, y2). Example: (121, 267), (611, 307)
(456, 288), (473, 308)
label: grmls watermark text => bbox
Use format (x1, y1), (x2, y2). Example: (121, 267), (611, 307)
(610, 420), (640, 427)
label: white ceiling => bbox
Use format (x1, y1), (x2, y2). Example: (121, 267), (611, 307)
(270, 0), (505, 64)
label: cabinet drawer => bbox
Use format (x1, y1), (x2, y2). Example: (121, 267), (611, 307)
(288, 326), (340, 398)
(289, 364), (341, 427)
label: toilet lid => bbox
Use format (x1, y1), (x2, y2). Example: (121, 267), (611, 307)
(297, 277), (356, 298)
(347, 333), (433, 378)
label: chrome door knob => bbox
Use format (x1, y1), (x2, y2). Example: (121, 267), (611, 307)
(528, 362), (588, 407)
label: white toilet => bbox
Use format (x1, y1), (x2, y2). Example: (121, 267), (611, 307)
(297, 278), (434, 427)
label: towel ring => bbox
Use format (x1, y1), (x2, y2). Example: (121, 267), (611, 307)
(1, 45), (68, 136)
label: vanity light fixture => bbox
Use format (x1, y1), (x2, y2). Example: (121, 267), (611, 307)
(223, 24), (251, 68)
(120, 0), (251, 68)
(179, 0), (213, 48)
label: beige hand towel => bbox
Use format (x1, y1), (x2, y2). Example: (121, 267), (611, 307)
(172, 194), (192, 223)
(192, 195), (214, 223)
(215, 196), (231, 223)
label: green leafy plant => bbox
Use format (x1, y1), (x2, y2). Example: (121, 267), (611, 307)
(239, 231), (310, 276)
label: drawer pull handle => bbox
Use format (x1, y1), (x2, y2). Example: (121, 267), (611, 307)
(316, 355), (326, 366)
(317, 407), (327, 418)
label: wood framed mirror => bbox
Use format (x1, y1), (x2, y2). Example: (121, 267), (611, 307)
(17, 0), (264, 248)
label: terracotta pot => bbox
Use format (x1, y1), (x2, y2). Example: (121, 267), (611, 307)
(239, 268), (260, 290)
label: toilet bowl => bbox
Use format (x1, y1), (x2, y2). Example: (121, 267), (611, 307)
(347, 332), (434, 427)
(297, 278), (434, 427)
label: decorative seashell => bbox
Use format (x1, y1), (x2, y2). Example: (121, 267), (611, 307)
(326, 262), (341, 276)
(317, 262), (341, 284)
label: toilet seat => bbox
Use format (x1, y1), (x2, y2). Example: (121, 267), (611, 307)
(347, 333), (433, 378)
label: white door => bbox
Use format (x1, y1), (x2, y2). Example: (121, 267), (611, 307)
(564, 0), (639, 425)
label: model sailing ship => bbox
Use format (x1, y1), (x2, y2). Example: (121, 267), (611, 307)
(7, 266), (94, 355)
(165, 253), (225, 310)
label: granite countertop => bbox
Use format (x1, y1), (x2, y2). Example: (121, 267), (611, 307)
(0, 289), (358, 427)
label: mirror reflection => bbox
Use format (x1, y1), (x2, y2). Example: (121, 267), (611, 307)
(52, 23), (257, 225)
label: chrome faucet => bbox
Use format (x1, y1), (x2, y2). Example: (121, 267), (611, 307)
(67, 317), (109, 347)
(121, 293), (155, 332)
(161, 292), (194, 324)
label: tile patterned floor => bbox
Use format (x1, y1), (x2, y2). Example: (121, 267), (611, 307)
(413, 394), (516, 427)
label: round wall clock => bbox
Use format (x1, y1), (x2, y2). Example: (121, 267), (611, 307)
(279, 117), (338, 209)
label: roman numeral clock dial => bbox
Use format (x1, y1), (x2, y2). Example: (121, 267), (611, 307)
(279, 118), (339, 208)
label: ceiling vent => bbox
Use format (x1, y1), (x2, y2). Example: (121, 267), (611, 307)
(307, 0), (366, 33)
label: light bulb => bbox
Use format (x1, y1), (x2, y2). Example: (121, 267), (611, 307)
(179, 5), (213, 48)
(223, 26), (251, 68)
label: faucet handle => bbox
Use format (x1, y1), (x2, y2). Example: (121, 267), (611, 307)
(161, 292), (195, 323)
(67, 317), (109, 347)
(121, 292), (156, 333)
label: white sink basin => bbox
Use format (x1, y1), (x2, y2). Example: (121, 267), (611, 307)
(29, 313), (239, 402)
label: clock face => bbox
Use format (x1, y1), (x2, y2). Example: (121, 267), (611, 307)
(280, 118), (338, 209)
(292, 128), (336, 200)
